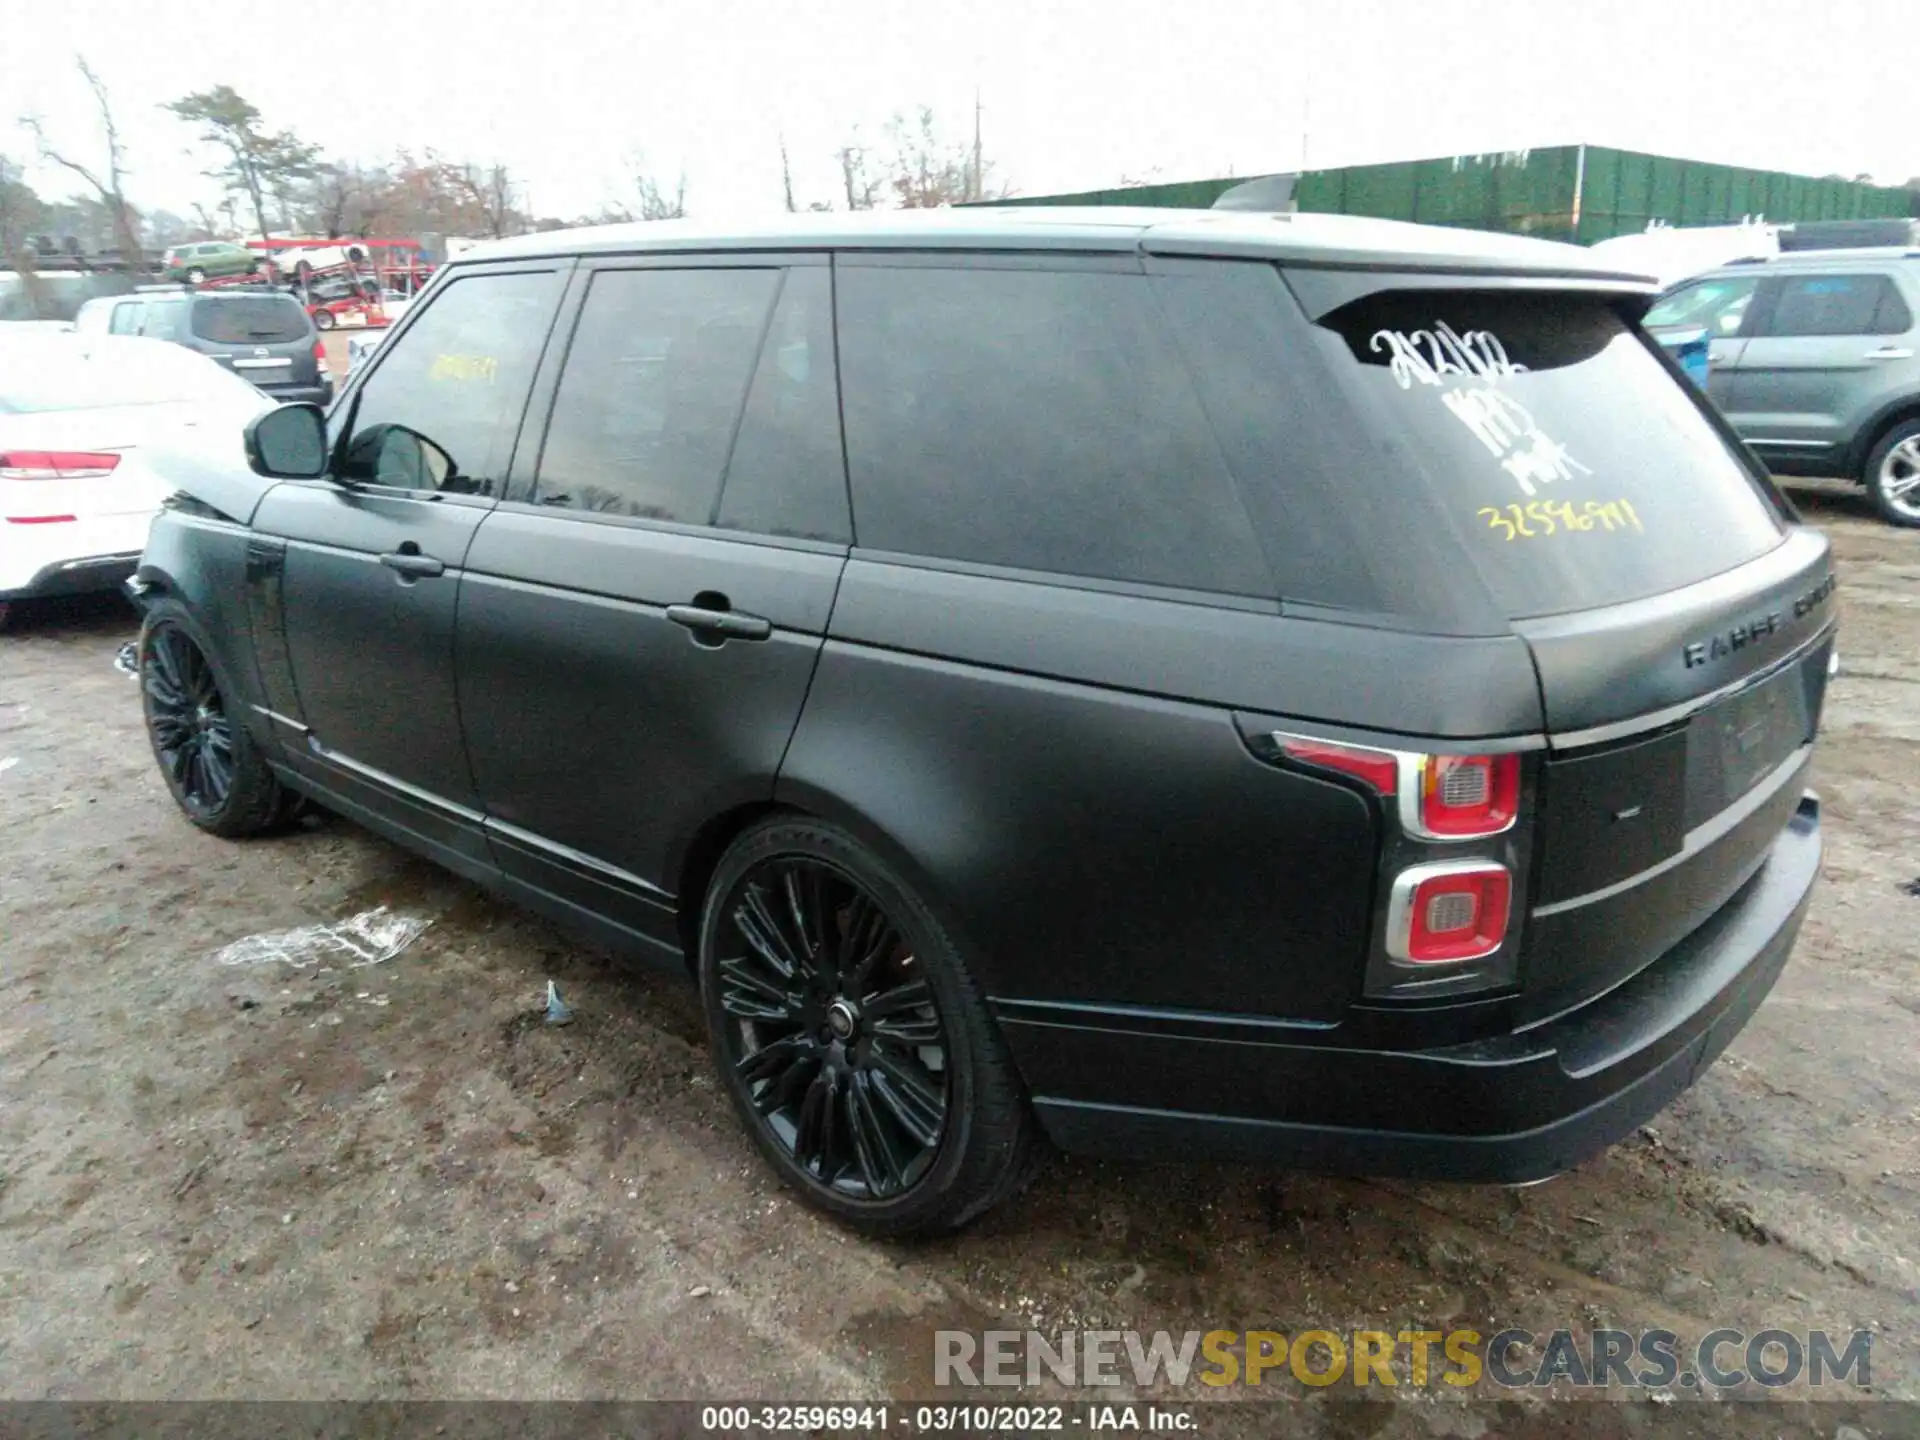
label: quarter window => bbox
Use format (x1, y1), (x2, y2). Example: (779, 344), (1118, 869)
(338, 269), (563, 495)
(534, 267), (778, 523)
(836, 265), (1270, 595)
(1763, 274), (1911, 337)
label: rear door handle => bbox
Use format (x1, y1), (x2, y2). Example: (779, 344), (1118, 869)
(1865, 346), (1914, 360)
(379, 551), (445, 578)
(666, 603), (773, 642)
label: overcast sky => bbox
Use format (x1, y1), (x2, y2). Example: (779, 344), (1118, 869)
(8, 0), (1917, 226)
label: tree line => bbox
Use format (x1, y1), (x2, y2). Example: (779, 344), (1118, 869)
(4, 56), (1013, 275)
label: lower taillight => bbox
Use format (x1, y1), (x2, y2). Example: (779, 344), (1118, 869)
(1387, 862), (1512, 964)
(0, 451), (122, 480)
(6, 514), (78, 524)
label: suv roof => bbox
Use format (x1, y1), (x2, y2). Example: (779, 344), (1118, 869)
(1712, 246), (1920, 272)
(464, 208), (1663, 287)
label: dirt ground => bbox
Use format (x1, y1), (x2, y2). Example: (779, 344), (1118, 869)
(1, 484), (1915, 1435)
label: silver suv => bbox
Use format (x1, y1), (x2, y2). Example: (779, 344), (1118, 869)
(1646, 248), (1920, 527)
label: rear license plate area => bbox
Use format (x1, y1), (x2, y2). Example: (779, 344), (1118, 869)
(233, 357), (293, 369)
(1682, 658), (1814, 829)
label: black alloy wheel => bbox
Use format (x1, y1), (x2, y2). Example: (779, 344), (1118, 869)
(138, 600), (286, 837)
(142, 621), (235, 819)
(714, 857), (949, 1198)
(699, 818), (1040, 1237)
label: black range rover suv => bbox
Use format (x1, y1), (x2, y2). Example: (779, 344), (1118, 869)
(131, 209), (1835, 1236)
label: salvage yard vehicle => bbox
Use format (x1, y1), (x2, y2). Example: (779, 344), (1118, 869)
(160, 241), (261, 284)
(1645, 248), (1920, 527)
(74, 286), (333, 408)
(131, 209), (1836, 1237)
(0, 331), (273, 629)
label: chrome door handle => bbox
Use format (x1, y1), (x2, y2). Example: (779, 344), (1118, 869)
(1865, 347), (1914, 360)
(379, 551), (445, 578)
(666, 604), (772, 642)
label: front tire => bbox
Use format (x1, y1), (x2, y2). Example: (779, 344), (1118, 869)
(313, 310), (335, 331)
(1864, 419), (1920, 528)
(698, 817), (1040, 1238)
(139, 599), (284, 837)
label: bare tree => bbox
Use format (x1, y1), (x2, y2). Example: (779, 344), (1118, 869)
(780, 134), (797, 213)
(835, 129), (882, 211)
(189, 201), (222, 240)
(885, 106), (1009, 208)
(444, 160), (522, 238)
(596, 154), (686, 222)
(17, 57), (148, 271)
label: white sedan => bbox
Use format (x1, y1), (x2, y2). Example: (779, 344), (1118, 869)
(0, 333), (275, 629)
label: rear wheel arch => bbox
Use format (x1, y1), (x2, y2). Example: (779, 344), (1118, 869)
(677, 782), (999, 997)
(1849, 400), (1920, 478)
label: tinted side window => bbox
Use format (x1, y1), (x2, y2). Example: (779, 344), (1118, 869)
(108, 302), (141, 335)
(837, 265), (1269, 595)
(1764, 274), (1906, 337)
(534, 267), (777, 522)
(139, 300), (187, 341)
(715, 268), (849, 543)
(341, 269), (563, 496)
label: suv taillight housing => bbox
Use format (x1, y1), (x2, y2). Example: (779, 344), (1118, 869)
(1387, 861), (1512, 964)
(1401, 753), (1520, 840)
(1268, 729), (1529, 997)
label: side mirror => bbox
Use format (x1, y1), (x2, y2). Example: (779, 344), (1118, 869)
(244, 403), (329, 479)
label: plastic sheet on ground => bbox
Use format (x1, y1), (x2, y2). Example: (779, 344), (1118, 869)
(114, 642), (140, 678)
(213, 906), (431, 970)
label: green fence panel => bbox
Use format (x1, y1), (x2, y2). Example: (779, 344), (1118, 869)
(981, 144), (1916, 241)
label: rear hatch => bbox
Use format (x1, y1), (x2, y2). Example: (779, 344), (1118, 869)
(1308, 283), (1835, 1023)
(190, 295), (318, 390)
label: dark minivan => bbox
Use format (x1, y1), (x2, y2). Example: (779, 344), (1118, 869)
(132, 210), (1835, 1236)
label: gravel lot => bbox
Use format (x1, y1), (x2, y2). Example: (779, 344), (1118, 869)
(0, 484), (1915, 1434)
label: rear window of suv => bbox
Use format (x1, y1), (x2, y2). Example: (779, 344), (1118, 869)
(1318, 289), (1786, 618)
(191, 296), (309, 345)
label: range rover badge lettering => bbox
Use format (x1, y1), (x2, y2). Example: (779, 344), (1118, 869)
(1683, 609), (1784, 669)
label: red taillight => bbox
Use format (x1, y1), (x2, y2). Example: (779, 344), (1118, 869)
(1388, 862), (1512, 964)
(6, 514), (78, 524)
(314, 339), (327, 362)
(1402, 753), (1520, 840)
(0, 451), (122, 480)
(1275, 735), (1400, 794)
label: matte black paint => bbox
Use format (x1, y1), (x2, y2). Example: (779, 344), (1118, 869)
(135, 210), (1830, 1189)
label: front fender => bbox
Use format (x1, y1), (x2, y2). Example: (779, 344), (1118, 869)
(136, 508), (283, 752)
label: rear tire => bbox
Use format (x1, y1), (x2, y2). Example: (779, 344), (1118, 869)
(313, 310), (335, 331)
(185, 267), (207, 285)
(1864, 418), (1920, 528)
(138, 598), (284, 838)
(698, 817), (1041, 1238)
(0, 600), (13, 633)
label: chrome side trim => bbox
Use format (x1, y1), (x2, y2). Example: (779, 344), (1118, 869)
(306, 738), (486, 824)
(1531, 744), (1811, 918)
(249, 704), (309, 734)
(1546, 623), (1833, 753)
(485, 816), (674, 900)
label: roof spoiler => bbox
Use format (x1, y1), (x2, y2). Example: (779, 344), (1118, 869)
(1210, 174), (1300, 212)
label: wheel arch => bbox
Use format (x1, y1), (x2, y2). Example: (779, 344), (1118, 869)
(673, 782), (994, 993)
(1847, 399), (1920, 479)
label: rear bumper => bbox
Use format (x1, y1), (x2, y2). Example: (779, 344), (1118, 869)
(1009, 794), (1821, 1184)
(0, 550), (144, 603)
